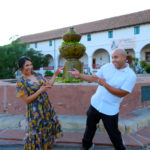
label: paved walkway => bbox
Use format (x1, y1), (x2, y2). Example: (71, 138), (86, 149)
(0, 127), (150, 149)
(0, 109), (150, 149)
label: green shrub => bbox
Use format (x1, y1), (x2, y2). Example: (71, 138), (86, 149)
(145, 64), (150, 73)
(83, 72), (92, 75)
(63, 78), (83, 83)
(55, 77), (83, 83)
(130, 63), (133, 68)
(44, 70), (54, 77)
(140, 61), (147, 68)
(55, 78), (62, 83)
(132, 57), (138, 66)
(58, 73), (63, 77)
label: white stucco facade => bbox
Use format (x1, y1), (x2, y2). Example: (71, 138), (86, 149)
(29, 23), (150, 74)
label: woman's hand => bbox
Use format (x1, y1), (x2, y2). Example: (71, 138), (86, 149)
(39, 86), (47, 93)
(46, 82), (52, 88)
(55, 67), (63, 76)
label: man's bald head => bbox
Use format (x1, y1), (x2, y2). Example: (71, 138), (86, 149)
(113, 49), (127, 56)
(112, 49), (127, 69)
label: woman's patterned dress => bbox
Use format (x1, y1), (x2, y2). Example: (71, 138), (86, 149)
(16, 73), (63, 150)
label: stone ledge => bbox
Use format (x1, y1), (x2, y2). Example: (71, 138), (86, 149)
(0, 107), (150, 134)
(99, 106), (150, 134)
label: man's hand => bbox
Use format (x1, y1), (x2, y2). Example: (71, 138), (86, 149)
(68, 68), (80, 78)
(93, 75), (106, 86)
(97, 78), (106, 86)
(92, 75), (99, 82)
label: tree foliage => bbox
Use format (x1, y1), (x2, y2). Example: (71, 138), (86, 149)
(0, 39), (49, 79)
(25, 48), (49, 70)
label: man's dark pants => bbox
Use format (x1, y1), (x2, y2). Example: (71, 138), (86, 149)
(82, 105), (126, 150)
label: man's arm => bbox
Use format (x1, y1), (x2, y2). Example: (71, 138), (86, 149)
(79, 74), (97, 82)
(104, 83), (129, 97)
(68, 68), (97, 82)
(97, 78), (129, 98)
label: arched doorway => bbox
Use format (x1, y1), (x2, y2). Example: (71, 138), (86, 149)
(92, 49), (110, 69)
(125, 49), (135, 64)
(140, 44), (150, 63)
(44, 54), (54, 70)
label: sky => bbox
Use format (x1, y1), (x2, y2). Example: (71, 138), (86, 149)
(0, 0), (150, 46)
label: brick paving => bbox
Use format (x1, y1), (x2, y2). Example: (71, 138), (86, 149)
(0, 127), (150, 148)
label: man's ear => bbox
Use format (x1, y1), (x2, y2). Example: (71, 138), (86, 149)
(123, 56), (127, 62)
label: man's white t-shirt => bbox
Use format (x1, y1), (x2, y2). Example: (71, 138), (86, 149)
(91, 63), (136, 116)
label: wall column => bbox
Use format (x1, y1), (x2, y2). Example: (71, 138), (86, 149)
(135, 51), (141, 61)
(53, 40), (57, 71)
(55, 55), (59, 70)
(109, 50), (113, 62)
(88, 55), (93, 73)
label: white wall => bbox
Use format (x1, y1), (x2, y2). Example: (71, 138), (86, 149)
(29, 23), (150, 72)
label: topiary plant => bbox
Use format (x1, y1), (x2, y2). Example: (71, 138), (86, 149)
(44, 70), (54, 77)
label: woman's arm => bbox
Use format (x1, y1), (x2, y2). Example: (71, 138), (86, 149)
(48, 74), (57, 87)
(21, 86), (46, 104)
(48, 67), (62, 86)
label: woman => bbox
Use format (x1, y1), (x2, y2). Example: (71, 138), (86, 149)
(16, 56), (63, 150)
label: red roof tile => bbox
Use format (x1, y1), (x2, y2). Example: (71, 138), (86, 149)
(20, 9), (150, 43)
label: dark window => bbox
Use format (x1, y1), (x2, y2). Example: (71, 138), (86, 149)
(134, 26), (140, 34)
(87, 34), (91, 41)
(35, 43), (37, 48)
(108, 30), (113, 38)
(49, 40), (52, 46)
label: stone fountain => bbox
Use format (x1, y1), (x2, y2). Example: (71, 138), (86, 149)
(59, 27), (86, 79)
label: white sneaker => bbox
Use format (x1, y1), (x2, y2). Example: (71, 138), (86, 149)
(81, 144), (95, 150)
(89, 144), (95, 150)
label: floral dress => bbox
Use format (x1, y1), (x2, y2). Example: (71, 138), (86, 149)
(16, 72), (63, 150)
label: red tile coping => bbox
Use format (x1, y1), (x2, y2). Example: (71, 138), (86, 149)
(0, 130), (3, 133)
(121, 115), (132, 119)
(0, 139), (24, 145)
(0, 129), (150, 148)
(0, 129), (24, 141)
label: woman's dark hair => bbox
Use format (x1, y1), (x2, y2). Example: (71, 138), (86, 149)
(18, 56), (31, 69)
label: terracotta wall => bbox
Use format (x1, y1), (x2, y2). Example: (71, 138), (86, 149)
(0, 82), (150, 115)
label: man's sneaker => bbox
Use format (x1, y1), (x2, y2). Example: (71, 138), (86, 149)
(89, 144), (95, 150)
(81, 144), (95, 150)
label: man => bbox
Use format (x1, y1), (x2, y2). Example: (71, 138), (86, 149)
(69, 49), (136, 150)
